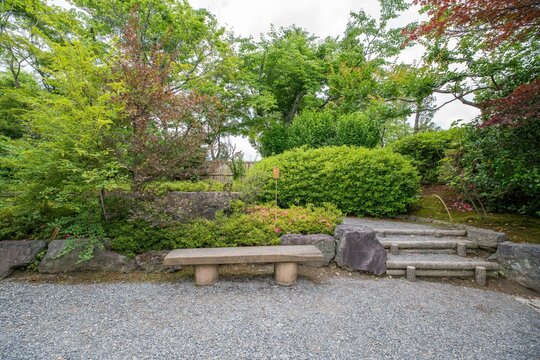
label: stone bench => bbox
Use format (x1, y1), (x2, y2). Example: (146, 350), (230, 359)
(163, 245), (323, 286)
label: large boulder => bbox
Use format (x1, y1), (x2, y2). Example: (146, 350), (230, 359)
(39, 239), (135, 274)
(0, 240), (47, 279)
(466, 227), (507, 250)
(489, 242), (540, 291)
(136, 250), (182, 272)
(334, 225), (386, 275)
(110, 191), (239, 224)
(280, 234), (335, 267)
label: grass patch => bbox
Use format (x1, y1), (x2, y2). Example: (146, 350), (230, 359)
(410, 185), (540, 244)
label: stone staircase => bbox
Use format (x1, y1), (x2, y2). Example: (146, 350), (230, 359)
(343, 218), (501, 285)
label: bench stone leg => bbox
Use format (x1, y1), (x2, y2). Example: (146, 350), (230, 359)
(194, 264), (219, 285)
(274, 262), (297, 286)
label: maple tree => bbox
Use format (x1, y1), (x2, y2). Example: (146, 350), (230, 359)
(409, 0), (540, 126)
(411, 0), (540, 47)
(115, 13), (223, 187)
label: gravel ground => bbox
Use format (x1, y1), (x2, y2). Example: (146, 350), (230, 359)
(1, 277), (539, 360)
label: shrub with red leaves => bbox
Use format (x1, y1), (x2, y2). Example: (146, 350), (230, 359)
(115, 13), (222, 187)
(482, 78), (540, 127)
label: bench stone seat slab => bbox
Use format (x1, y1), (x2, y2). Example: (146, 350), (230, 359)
(164, 245), (323, 266)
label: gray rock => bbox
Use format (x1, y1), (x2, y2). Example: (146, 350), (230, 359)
(467, 227), (507, 250)
(136, 250), (182, 272)
(39, 239), (135, 274)
(489, 242), (540, 291)
(280, 234), (335, 267)
(0, 240), (47, 279)
(334, 225), (386, 275)
(110, 191), (240, 224)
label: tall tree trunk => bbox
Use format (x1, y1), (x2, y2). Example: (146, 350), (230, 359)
(413, 99), (421, 133)
(285, 90), (304, 125)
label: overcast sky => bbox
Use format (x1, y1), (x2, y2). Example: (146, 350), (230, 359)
(189, 0), (480, 160)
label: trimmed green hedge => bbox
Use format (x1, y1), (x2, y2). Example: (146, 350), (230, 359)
(244, 146), (420, 217)
(391, 129), (459, 184)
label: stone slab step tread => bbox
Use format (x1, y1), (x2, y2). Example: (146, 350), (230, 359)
(377, 229), (467, 237)
(386, 253), (499, 270)
(379, 238), (475, 249)
(379, 235), (470, 242)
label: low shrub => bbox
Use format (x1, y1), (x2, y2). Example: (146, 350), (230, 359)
(247, 203), (342, 235)
(391, 129), (459, 184)
(107, 202), (342, 257)
(243, 146), (419, 217)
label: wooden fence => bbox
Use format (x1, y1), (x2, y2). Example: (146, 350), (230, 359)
(205, 160), (256, 183)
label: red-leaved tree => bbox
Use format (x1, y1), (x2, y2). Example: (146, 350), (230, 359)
(115, 12), (223, 187)
(409, 0), (540, 126)
(410, 0), (540, 47)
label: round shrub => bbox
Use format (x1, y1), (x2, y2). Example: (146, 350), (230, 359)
(335, 112), (379, 148)
(391, 129), (459, 184)
(243, 146), (420, 217)
(288, 110), (335, 149)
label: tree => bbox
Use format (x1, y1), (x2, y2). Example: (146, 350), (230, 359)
(114, 13), (223, 187)
(411, 0), (540, 47)
(409, 0), (540, 126)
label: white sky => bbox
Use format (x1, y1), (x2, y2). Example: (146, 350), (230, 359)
(190, 0), (480, 160)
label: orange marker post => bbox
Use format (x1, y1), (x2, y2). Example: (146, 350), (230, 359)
(273, 167), (279, 221)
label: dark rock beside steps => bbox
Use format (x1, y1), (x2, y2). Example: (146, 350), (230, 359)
(334, 225), (386, 275)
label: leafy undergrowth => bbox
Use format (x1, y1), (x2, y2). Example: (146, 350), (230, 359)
(108, 201), (343, 257)
(410, 186), (540, 244)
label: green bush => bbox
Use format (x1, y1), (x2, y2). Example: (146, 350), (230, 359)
(257, 121), (289, 157)
(107, 202), (343, 257)
(243, 146), (420, 217)
(391, 129), (459, 184)
(288, 110), (336, 149)
(443, 121), (540, 216)
(334, 112), (379, 148)
(247, 203), (343, 235)
(107, 213), (278, 257)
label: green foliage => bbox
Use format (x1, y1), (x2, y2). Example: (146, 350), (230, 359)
(107, 213), (277, 257)
(288, 110), (336, 149)
(107, 202), (341, 257)
(257, 121), (289, 157)
(392, 129), (460, 184)
(334, 112), (380, 148)
(442, 122), (540, 216)
(247, 203), (343, 235)
(229, 153), (246, 180)
(244, 146), (420, 216)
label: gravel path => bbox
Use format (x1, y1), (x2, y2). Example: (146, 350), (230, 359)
(1, 277), (539, 360)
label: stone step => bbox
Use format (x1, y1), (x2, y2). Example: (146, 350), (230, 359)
(385, 254), (499, 285)
(377, 229), (467, 237)
(379, 235), (475, 256)
(386, 269), (499, 277)
(379, 235), (474, 249)
(385, 253), (499, 271)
